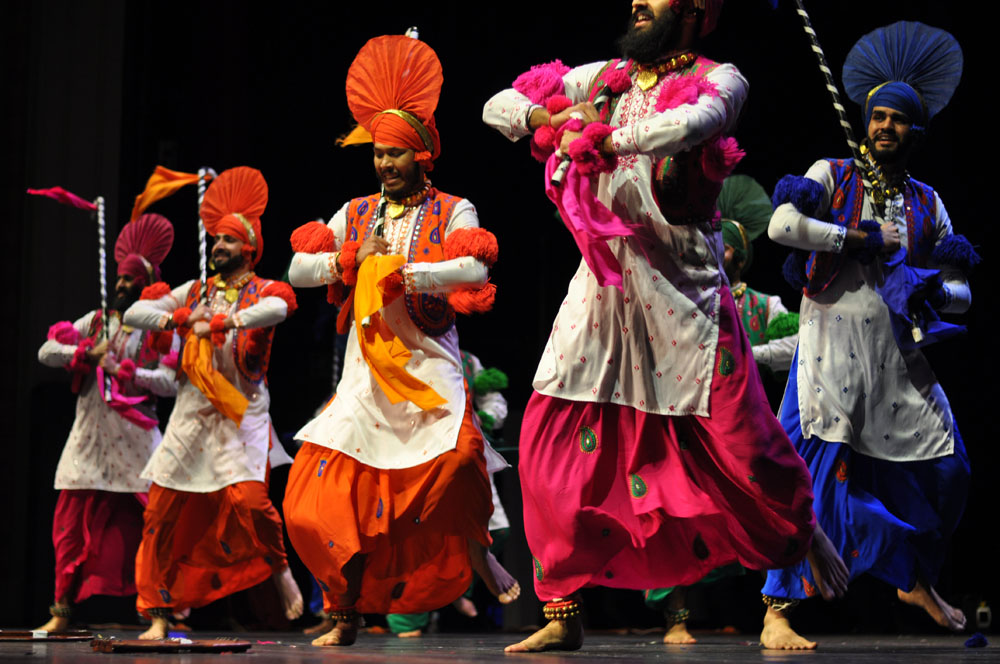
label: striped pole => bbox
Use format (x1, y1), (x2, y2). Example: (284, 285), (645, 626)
(791, 0), (883, 206)
(197, 168), (213, 302)
(95, 195), (112, 401)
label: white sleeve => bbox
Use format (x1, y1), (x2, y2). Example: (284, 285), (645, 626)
(400, 199), (489, 294)
(124, 281), (195, 330)
(132, 332), (180, 397)
(231, 295), (289, 330)
(610, 63), (747, 160)
(475, 390), (508, 431)
(38, 311), (95, 367)
(482, 61), (609, 141)
(288, 204), (351, 288)
(751, 296), (797, 372)
(768, 160), (848, 253)
(929, 192), (971, 314)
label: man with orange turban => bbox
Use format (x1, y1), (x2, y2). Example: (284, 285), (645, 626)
(283, 34), (519, 647)
(36, 213), (180, 632)
(124, 166), (303, 639)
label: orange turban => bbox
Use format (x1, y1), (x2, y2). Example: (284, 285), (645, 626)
(201, 167), (267, 266)
(341, 35), (443, 169)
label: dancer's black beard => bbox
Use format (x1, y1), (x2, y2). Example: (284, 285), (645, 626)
(213, 251), (245, 276)
(111, 285), (140, 312)
(617, 10), (679, 64)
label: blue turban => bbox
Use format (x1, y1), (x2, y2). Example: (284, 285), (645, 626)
(866, 81), (926, 129)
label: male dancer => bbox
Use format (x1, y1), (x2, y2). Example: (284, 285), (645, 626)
(284, 34), (518, 647)
(36, 213), (178, 630)
(485, 0), (846, 652)
(124, 166), (302, 639)
(762, 21), (972, 649)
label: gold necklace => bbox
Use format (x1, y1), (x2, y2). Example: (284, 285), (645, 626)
(385, 181), (431, 219)
(635, 51), (698, 91)
(731, 282), (747, 299)
(214, 271), (255, 304)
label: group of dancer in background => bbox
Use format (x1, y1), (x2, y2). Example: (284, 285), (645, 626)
(33, 0), (974, 653)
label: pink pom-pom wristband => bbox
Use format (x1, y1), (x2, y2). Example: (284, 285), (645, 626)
(116, 358), (136, 382)
(48, 321), (81, 346)
(568, 123), (616, 176)
(69, 338), (95, 374)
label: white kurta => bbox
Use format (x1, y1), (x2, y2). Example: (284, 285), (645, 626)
(39, 311), (177, 492)
(289, 197), (490, 470)
(483, 60), (747, 415)
(769, 159), (970, 462)
(123, 278), (289, 492)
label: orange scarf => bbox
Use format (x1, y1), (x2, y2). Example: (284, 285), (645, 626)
(354, 255), (446, 411)
(181, 335), (249, 426)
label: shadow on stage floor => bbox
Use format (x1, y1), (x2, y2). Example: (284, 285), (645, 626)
(0, 631), (990, 662)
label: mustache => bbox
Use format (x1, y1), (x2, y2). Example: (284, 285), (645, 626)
(630, 9), (653, 27)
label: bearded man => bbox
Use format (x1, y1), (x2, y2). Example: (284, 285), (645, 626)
(124, 167), (302, 639)
(36, 213), (179, 631)
(485, 0), (847, 652)
(761, 22), (973, 649)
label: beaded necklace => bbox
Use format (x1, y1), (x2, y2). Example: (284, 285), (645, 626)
(213, 271), (255, 304)
(385, 180), (432, 219)
(634, 51), (698, 91)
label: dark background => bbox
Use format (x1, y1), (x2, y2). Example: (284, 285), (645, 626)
(2, 0), (993, 634)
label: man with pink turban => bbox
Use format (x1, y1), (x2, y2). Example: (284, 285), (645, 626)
(37, 213), (180, 632)
(485, 0), (847, 652)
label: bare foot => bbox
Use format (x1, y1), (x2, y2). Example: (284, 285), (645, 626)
(505, 617), (583, 653)
(453, 596), (478, 618)
(303, 616), (333, 635)
(898, 582), (966, 632)
(663, 622), (696, 644)
(760, 606), (816, 650)
(34, 614), (70, 633)
(467, 539), (520, 604)
(806, 523), (848, 600)
(273, 566), (304, 620)
(138, 616), (170, 640)
(311, 618), (359, 646)
(397, 629), (422, 638)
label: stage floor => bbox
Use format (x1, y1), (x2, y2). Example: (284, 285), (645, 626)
(0, 631), (993, 662)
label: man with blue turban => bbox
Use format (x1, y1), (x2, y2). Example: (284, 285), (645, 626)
(762, 22), (977, 649)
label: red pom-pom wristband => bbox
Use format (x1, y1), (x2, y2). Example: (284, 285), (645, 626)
(209, 314), (227, 347)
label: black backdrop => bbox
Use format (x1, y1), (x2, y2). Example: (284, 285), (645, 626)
(2, 0), (993, 630)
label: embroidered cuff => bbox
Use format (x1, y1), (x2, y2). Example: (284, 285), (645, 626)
(831, 225), (846, 254)
(401, 263), (419, 294)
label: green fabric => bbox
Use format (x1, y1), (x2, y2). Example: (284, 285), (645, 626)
(473, 367), (508, 394)
(386, 611), (429, 634)
(643, 564), (746, 610)
(738, 287), (769, 346)
(766, 311), (800, 341)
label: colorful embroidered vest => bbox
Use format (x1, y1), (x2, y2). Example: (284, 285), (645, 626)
(87, 310), (162, 371)
(183, 276), (276, 384)
(345, 189), (462, 337)
(804, 159), (938, 296)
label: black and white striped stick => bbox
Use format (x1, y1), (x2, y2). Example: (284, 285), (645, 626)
(790, 0), (881, 202)
(95, 195), (113, 401)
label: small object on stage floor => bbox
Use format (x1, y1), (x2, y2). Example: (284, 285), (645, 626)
(0, 629), (92, 641)
(90, 637), (252, 653)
